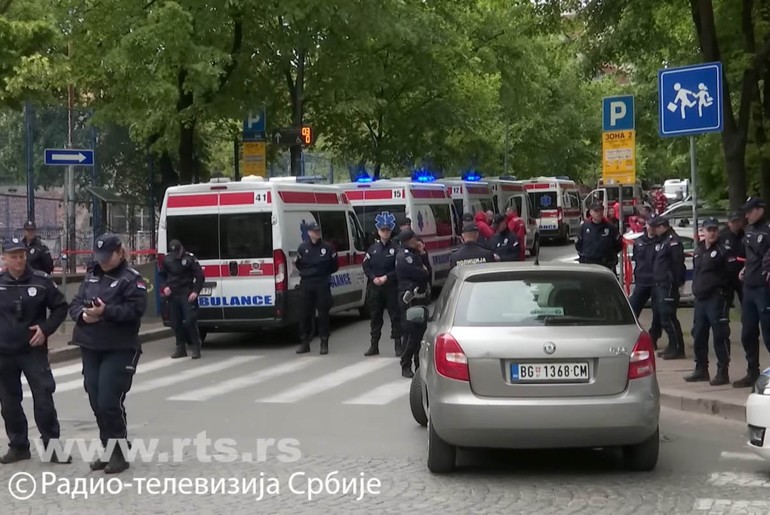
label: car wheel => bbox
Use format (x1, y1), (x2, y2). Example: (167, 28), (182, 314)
(622, 426), (659, 471)
(427, 418), (456, 473)
(410, 371), (428, 427)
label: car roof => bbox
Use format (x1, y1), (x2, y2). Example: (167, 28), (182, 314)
(449, 262), (618, 281)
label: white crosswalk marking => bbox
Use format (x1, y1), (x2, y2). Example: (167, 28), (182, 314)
(257, 359), (392, 403)
(53, 357), (182, 393)
(131, 356), (261, 394)
(167, 358), (319, 401)
(343, 380), (409, 405)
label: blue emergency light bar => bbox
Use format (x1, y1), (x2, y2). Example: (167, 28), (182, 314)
(462, 170), (482, 182)
(411, 168), (437, 182)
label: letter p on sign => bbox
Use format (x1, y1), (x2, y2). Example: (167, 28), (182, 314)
(602, 95), (634, 131)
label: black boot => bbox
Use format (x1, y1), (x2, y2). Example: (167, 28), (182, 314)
(684, 364), (710, 382)
(710, 365), (730, 386)
(364, 341), (379, 356)
(0, 446), (31, 464)
(402, 364), (413, 378)
(171, 344), (187, 359)
(394, 338), (404, 356)
(733, 373), (759, 388)
(104, 444), (129, 474)
(320, 338), (329, 355)
(662, 347), (685, 360)
(191, 344), (201, 359)
(296, 341), (310, 354)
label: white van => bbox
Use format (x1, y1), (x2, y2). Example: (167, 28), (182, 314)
(158, 176), (370, 341)
(519, 176), (583, 243)
(488, 178), (540, 256)
(435, 174), (497, 218)
(338, 173), (459, 285)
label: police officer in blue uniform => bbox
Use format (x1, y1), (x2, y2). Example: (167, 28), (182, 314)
(450, 223), (499, 269)
(396, 216), (432, 282)
(489, 214), (521, 261)
(295, 222), (339, 355)
(69, 233), (148, 474)
(576, 201), (622, 270)
(159, 239), (205, 360)
(21, 221), (54, 274)
(363, 212), (402, 357)
(721, 211), (745, 307)
(684, 218), (731, 385)
(629, 216), (659, 318)
(396, 229), (431, 378)
(738, 197), (770, 387)
(649, 215), (686, 360)
(0, 236), (69, 464)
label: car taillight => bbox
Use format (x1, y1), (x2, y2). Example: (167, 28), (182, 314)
(435, 333), (469, 382)
(273, 249), (287, 291)
(628, 332), (655, 380)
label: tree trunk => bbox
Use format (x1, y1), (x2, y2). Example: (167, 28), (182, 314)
(176, 68), (196, 184)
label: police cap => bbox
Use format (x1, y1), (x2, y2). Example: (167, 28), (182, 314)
(702, 217), (720, 229)
(398, 229), (416, 242)
(94, 233), (123, 261)
(23, 220), (36, 230)
(492, 214), (506, 226)
(588, 201), (604, 212)
(648, 215), (669, 227)
(168, 239), (182, 252)
(305, 221), (320, 232)
(742, 197), (765, 211)
(729, 210), (745, 221)
(462, 222), (479, 233)
(2, 236), (25, 253)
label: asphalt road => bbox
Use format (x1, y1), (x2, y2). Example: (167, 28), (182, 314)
(2, 241), (769, 513)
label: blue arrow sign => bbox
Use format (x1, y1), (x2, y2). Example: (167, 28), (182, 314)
(602, 95), (634, 131)
(658, 62), (723, 137)
(44, 149), (94, 166)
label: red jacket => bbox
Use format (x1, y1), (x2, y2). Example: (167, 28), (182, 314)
(506, 213), (527, 260)
(474, 212), (494, 239)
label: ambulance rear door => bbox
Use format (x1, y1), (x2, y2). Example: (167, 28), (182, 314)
(215, 189), (276, 321)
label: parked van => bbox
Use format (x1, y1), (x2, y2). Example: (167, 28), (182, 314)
(157, 176), (370, 341)
(338, 171), (459, 285)
(518, 176), (582, 243)
(592, 179), (644, 219)
(488, 177), (540, 256)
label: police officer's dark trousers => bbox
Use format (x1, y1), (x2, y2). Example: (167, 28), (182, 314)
(652, 284), (684, 357)
(81, 348), (139, 446)
(630, 285), (661, 348)
(168, 294), (201, 355)
(399, 295), (427, 374)
(0, 349), (60, 448)
(692, 294), (731, 369)
(740, 284), (770, 377)
(728, 275), (744, 307)
(369, 283), (401, 350)
(299, 279), (332, 343)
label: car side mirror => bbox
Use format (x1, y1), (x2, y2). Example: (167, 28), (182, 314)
(406, 306), (429, 324)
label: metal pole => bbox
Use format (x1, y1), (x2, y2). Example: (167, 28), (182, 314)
(504, 122), (509, 175)
(24, 102), (35, 222)
(91, 115), (100, 240)
(233, 138), (240, 181)
(689, 136), (698, 242)
(66, 84), (76, 273)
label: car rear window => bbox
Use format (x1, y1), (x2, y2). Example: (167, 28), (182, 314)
(529, 192), (557, 215)
(452, 271), (635, 327)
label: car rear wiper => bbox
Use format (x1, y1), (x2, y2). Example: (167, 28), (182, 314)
(541, 315), (603, 325)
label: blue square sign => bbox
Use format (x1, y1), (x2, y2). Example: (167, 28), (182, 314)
(658, 62), (723, 137)
(602, 95), (635, 131)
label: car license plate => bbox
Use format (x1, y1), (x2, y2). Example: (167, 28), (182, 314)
(540, 224), (557, 231)
(510, 362), (589, 382)
(200, 287), (213, 296)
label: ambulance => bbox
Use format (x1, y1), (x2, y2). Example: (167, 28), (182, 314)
(337, 170), (459, 285)
(157, 176), (370, 342)
(488, 177), (540, 257)
(519, 176), (583, 243)
(434, 172), (497, 218)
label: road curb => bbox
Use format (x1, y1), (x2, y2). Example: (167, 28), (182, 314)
(48, 327), (173, 365)
(660, 388), (747, 422)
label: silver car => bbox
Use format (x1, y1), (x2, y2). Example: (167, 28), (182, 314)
(407, 262), (660, 473)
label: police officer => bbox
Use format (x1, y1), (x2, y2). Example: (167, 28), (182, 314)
(489, 214), (521, 261)
(69, 233), (148, 474)
(295, 222), (338, 355)
(649, 215), (686, 360)
(362, 213), (402, 357)
(738, 197), (770, 387)
(159, 239), (205, 360)
(0, 236), (69, 464)
(450, 222), (499, 269)
(721, 211), (746, 307)
(629, 217), (659, 317)
(397, 217), (432, 281)
(576, 201), (622, 270)
(684, 218), (731, 385)
(396, 229), (430, 378)
(21, 221), (54, 274)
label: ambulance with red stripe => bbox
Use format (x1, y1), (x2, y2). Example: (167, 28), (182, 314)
(158, 176), (370, 341)
(435, 172), (497, 217)
(519, 176), (583, 243)
(337, 170), (459, 286)
(488, 177), (540, 256)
